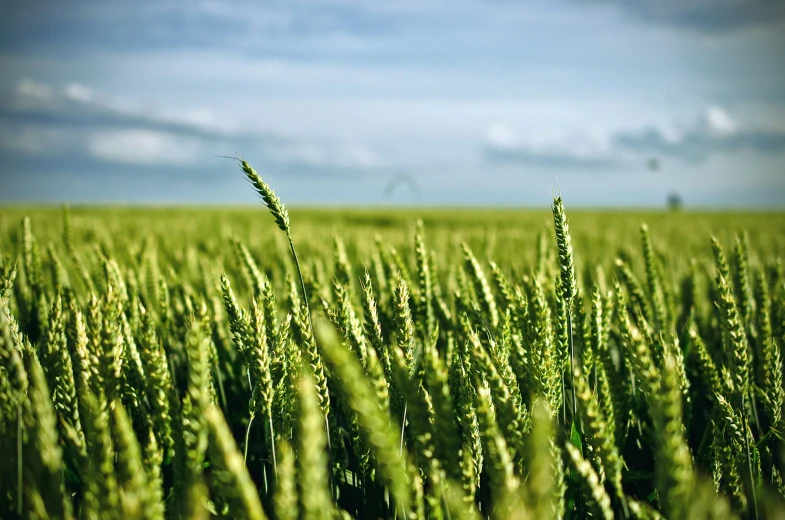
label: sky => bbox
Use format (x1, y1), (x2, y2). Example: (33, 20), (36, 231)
(1, 0), (784, 207)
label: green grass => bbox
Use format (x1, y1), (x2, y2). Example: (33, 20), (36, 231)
(1, 194), (784, 519)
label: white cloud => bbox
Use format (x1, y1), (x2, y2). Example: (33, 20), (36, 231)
(265, 143), (325, 165)
(6, 77), (386, 173)
(486, 123), (516, 149)
(86, 130), (202, 165)
(263, 142), (381, 169)
(705, 106), (736, 134)
(63, 82), (95, 103)
(658, 123), (683, 144)
(485, 105), (785, 168)
(337, 144), (380, 168)
(484, 124), (617, 167)
(8, 77), (248, 142)
(16, 79), (52, 100)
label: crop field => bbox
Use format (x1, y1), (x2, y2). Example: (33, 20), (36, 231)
(1, 161), (785, 519)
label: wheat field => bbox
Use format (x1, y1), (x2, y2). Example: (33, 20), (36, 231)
(1, 161), (785, 519)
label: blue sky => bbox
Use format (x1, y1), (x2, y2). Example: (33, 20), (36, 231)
(1, 0), (784, 207)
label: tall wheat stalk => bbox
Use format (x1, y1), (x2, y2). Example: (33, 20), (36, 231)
(237, 158), (337, 493)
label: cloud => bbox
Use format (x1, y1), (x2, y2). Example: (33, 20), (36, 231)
(614, 107), (785, 162)
(1, 77), (383, 174)
(16, 78), (52, 100)
(705, 106), (736, 134)
(3, 78), (245, 140)
(257, 142), (383, 173)
(486, 123), (517, 149)
(484, 123), (620, 169)
(588, 0), (785, 34)
(484, 106), (785, 168)
(86, 130), (202, 166)
(63, 82), (95, 103)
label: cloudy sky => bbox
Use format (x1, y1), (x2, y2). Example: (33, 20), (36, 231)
(1, 0), (784, 207)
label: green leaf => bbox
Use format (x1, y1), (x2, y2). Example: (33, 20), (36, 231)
(570, 420), (583, 452)
(622, 470), (655, 482)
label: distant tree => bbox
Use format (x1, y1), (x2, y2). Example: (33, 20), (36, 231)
(667, 192), (683, 211)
